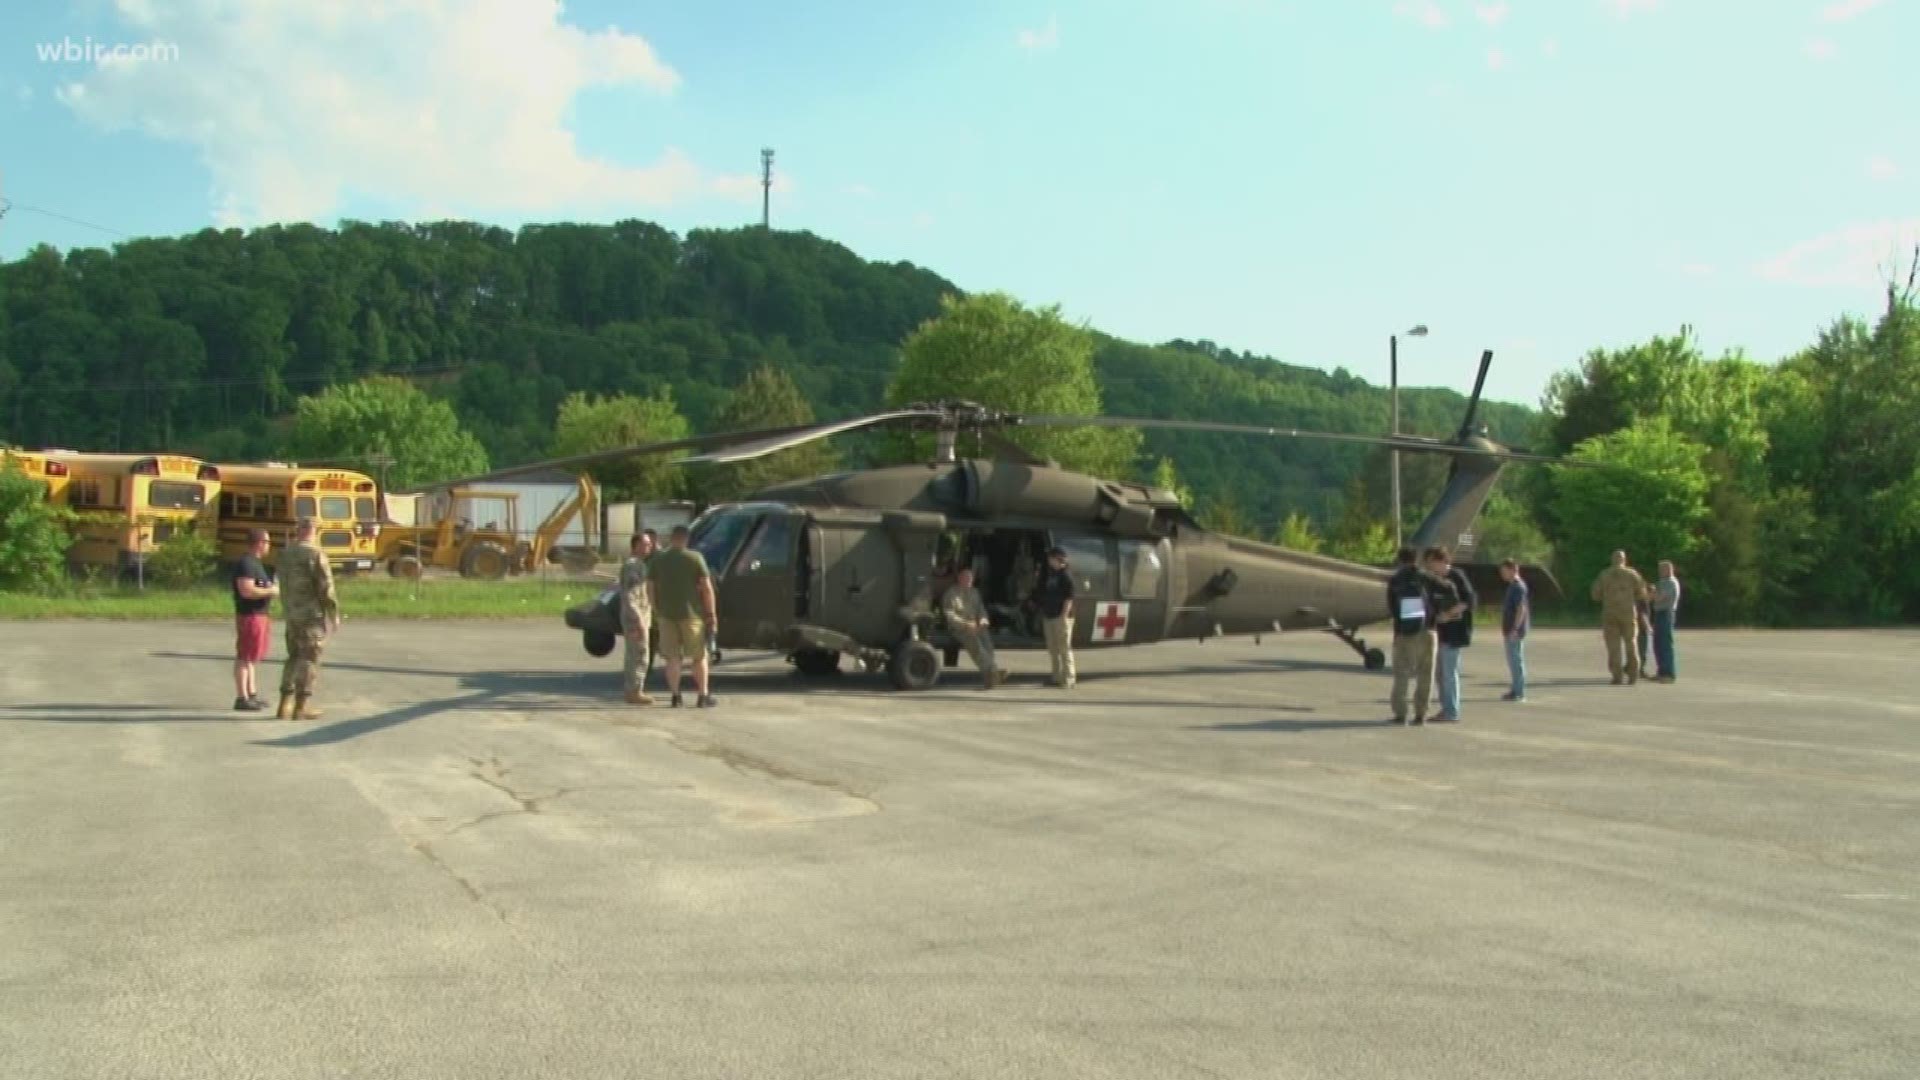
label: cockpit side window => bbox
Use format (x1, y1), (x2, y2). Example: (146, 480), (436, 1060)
(739, 514), (795, 574)
(688, 508), (760, 575)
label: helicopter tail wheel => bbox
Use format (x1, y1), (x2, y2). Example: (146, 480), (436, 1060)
(887, 639), (941, 691)
(1364, 647), (1386, 671)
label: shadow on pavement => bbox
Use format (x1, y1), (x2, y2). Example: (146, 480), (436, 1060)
(1190, 717), (1391, 733)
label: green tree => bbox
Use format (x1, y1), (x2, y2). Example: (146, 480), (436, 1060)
(885, 292), (1141, 475)
(551, 388), (691, 501)
(1472, 490), (1553, 565)
(1549, 417), (1711, 599)
(1326, 522), (1395, 565)
(0, 464), (74, 591)
(1273, 511), (1323, 553)
(696, 364), (838, 501)
(1198, 493), (1250, 536)
(286, 376), (489, 491)
(1148, 456), (1192, 506)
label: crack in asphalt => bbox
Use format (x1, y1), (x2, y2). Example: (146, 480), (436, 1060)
(662, 733), (880, 813)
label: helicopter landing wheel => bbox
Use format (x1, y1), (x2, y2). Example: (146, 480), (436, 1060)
(887, 639), (941, 691)
(1364, 647), (1386, 671)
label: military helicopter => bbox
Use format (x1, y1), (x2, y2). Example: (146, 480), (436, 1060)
(445, 351), (1582, 689)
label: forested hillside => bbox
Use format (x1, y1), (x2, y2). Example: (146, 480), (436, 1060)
(0, 220), (1532, 532)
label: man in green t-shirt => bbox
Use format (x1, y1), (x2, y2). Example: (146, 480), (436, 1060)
(646, 524), (719, 708)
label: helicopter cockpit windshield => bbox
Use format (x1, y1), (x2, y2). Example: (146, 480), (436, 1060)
(687, 503), (780, 577)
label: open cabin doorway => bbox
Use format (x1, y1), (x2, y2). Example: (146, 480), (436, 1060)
(934, 525), (1055, 645)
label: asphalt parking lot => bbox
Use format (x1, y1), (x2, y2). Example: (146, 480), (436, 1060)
(2, 621), (1915, 1079)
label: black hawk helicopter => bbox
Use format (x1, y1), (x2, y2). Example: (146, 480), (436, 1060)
(445, 351), (1583, 689)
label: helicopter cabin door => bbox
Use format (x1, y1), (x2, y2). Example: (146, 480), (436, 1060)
(1047, 534), (1169, 647)
(716, 510), (801, 650)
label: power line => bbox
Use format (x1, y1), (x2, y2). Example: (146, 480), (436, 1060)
(10, 202), (129, 238)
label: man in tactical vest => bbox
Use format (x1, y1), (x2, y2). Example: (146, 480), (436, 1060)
(275, 518), (340, 720)
(1386, 545), (1450, 725)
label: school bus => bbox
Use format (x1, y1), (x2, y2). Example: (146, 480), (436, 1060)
(44, 451), (223, 577)
(214, 464), (381, 572)
(0, 448), (73, 504)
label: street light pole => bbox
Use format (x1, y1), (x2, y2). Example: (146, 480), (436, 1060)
(1390, 334), (1400, 552)
(1389, 324), (1428, 551)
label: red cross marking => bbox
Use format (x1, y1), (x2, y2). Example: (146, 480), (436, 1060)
(1095, 602), (1129, 641)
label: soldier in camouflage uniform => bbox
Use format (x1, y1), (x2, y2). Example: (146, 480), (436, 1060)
(618, 531), (657, 705)
(1590, 549), (1650, 685)
(275, 518), (340, 720)
(941, 567), (1007, 689)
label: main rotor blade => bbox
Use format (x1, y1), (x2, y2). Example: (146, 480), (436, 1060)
(1012, 414), (1602, 466)
(677, 408), (946, 465)
(402, 422), (824, 491)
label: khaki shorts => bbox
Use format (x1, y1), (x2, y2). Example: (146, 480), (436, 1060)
(657, 617), (706, 662)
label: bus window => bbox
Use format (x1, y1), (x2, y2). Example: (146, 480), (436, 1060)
(296, 496), (316, 519)
(320, 496), (351, 520)
(149, 481), (205, 510)
(354, 497), (376, 520)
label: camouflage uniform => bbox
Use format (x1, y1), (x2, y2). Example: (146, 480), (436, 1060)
(618, 553), (654, 704)
(1591, 564), (1649, 683)
(942, 584), (1005, 688)
(275, 538), (338, 719)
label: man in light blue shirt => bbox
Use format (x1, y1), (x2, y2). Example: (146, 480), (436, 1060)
(1651, 560), (1681, 682)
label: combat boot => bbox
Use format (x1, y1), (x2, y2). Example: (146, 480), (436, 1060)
(275, 693), (294, 719)
(293, 695), (324, 720)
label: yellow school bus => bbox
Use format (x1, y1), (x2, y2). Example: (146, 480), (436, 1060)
(0, 448), (73, 504)
(214, 463), (381, 572)
(45, 451), (223, 577)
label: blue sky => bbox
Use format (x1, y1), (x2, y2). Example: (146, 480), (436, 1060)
(2, 0), (1914, 410)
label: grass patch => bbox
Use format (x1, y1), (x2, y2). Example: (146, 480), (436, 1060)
(0, 573), (607, 620)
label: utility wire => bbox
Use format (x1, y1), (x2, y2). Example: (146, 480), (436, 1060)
(10, 202), (129, 238)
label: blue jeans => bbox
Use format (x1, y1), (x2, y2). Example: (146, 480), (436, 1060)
(1504, 636), (1526, 698)
(1438, 645), (1462, 718)
(1652, 610), (1676, 678)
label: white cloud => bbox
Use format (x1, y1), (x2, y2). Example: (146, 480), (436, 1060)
(14, 84), (31, 104)
(1542, 37), (1561, 58)
(843, 183), (876, 198)
(1486, 46), (1507, 70)
(1866, 155), (1899, 181)
(1393, 0), (1447, 29)
(911, 211), (935, 229)
(1474, 1), (1510, 25)
(1016, 15), (1059, 50)
(53, 0), (767, 227)
(1805, 37), (1837, 59)
(1681, 262), (1716, 278)
(1756, 219), (1920, 289)
(1604, 0), (1660, 16)
(1820, 0), (1886, 22)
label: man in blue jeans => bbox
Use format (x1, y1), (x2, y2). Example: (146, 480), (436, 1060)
(1426, 546), (1474, 722)
(1499, 559), (1529, 701)
(1651, 560), (1681, 682)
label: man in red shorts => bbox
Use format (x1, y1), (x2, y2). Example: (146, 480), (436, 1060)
(231, 528), (279, 712)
